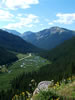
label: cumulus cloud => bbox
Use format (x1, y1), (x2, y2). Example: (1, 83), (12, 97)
(0, 9), (14, 21)
(4, 14), (39, 29)
(48, 22), (54, 25)
(1, 0), (39, 10)
(54, 13), (75, 24)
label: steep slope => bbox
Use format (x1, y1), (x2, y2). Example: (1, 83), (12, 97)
(22, 27), (75, 50)
(2, 29), (21, 36)
(40, 36), (75, 80)
(45, 36), (75, 62)
(0, 29), (40, 53)
(0, 47), (18, 65)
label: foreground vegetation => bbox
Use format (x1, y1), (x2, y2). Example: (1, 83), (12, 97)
(32, 76), (75, 100)
(9, 76), (75, 100)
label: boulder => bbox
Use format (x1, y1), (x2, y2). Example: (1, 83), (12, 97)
(33, 80), (54, 95)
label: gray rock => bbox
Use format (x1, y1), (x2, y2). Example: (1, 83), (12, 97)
(33, 80), (54, 95)
(38, 81), (51, 90)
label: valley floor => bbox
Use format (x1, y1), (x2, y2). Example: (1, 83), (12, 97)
(0, 53), (50, 90)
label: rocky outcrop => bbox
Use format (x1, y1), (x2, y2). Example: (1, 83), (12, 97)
(33, 80), (54, 95)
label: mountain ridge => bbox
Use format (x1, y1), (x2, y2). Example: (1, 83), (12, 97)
(0, 29), (41, 53)
(2, 26), (75, 50)
(22, 26), (75, 50)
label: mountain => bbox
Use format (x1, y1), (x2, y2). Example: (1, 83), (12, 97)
(22, 31), (35, 36)
(0, 47), (18, 65)
(0, 29), (41, 53)
(22, 31), (37, 43)
(22, 27), (75, 50)
(40, 36), (75, 80)
(43, 36), (75, 62)
(2, 29), (21, 36)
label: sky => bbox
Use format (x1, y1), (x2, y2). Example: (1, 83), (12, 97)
(0, 0), (75, 33)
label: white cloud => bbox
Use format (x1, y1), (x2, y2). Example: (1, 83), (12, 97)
(1, 0), (39, 10)
(4, 14), (39, 29)
(48, 22), (53, 25)
(45, 19), (54, 25)
(17, 14), (23, 17)
(54, 13), (75, 24)
(17, 14), (39, 25)
(0, 9), (14, 21)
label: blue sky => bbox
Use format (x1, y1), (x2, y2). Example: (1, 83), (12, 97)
(0, 0), (75, 33)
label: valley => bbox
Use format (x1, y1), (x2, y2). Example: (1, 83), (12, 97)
(0, 0), (75, 99)
(0, 53), (50, 90)
(0, 28), (75, 100)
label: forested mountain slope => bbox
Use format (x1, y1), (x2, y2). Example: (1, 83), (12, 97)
(0, 29), (41, 53)
(0, 47), (18, 65)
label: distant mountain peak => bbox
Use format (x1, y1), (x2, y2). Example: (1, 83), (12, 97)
(22, 26), (75, 50)
(50, 26), (66, 34)
(24, 31), (35, 34)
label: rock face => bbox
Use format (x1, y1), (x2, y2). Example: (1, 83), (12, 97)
(33, 81), (54, 95)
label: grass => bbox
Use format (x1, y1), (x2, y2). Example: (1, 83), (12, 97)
(0, 53), (50, 91)
(49, 76), (75, 99)
(32, 90), (59, 100)
(32, 76), (75, 100)
(57, 80), (75, 98)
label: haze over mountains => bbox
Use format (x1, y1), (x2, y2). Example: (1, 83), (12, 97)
(22, 27), (75, 50)
(3, 26), (75, 50)
(3, 28), (21, 36)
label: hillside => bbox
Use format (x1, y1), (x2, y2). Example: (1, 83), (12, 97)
(0, 29), (41, 53)
(43, 36), (75, 63)
(0, 47), (18, 65)
(39, 37), (75, 81)
(8, 37), (75, 99)
(2, 28), (21, 36)
(22, 27), (75, 50)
